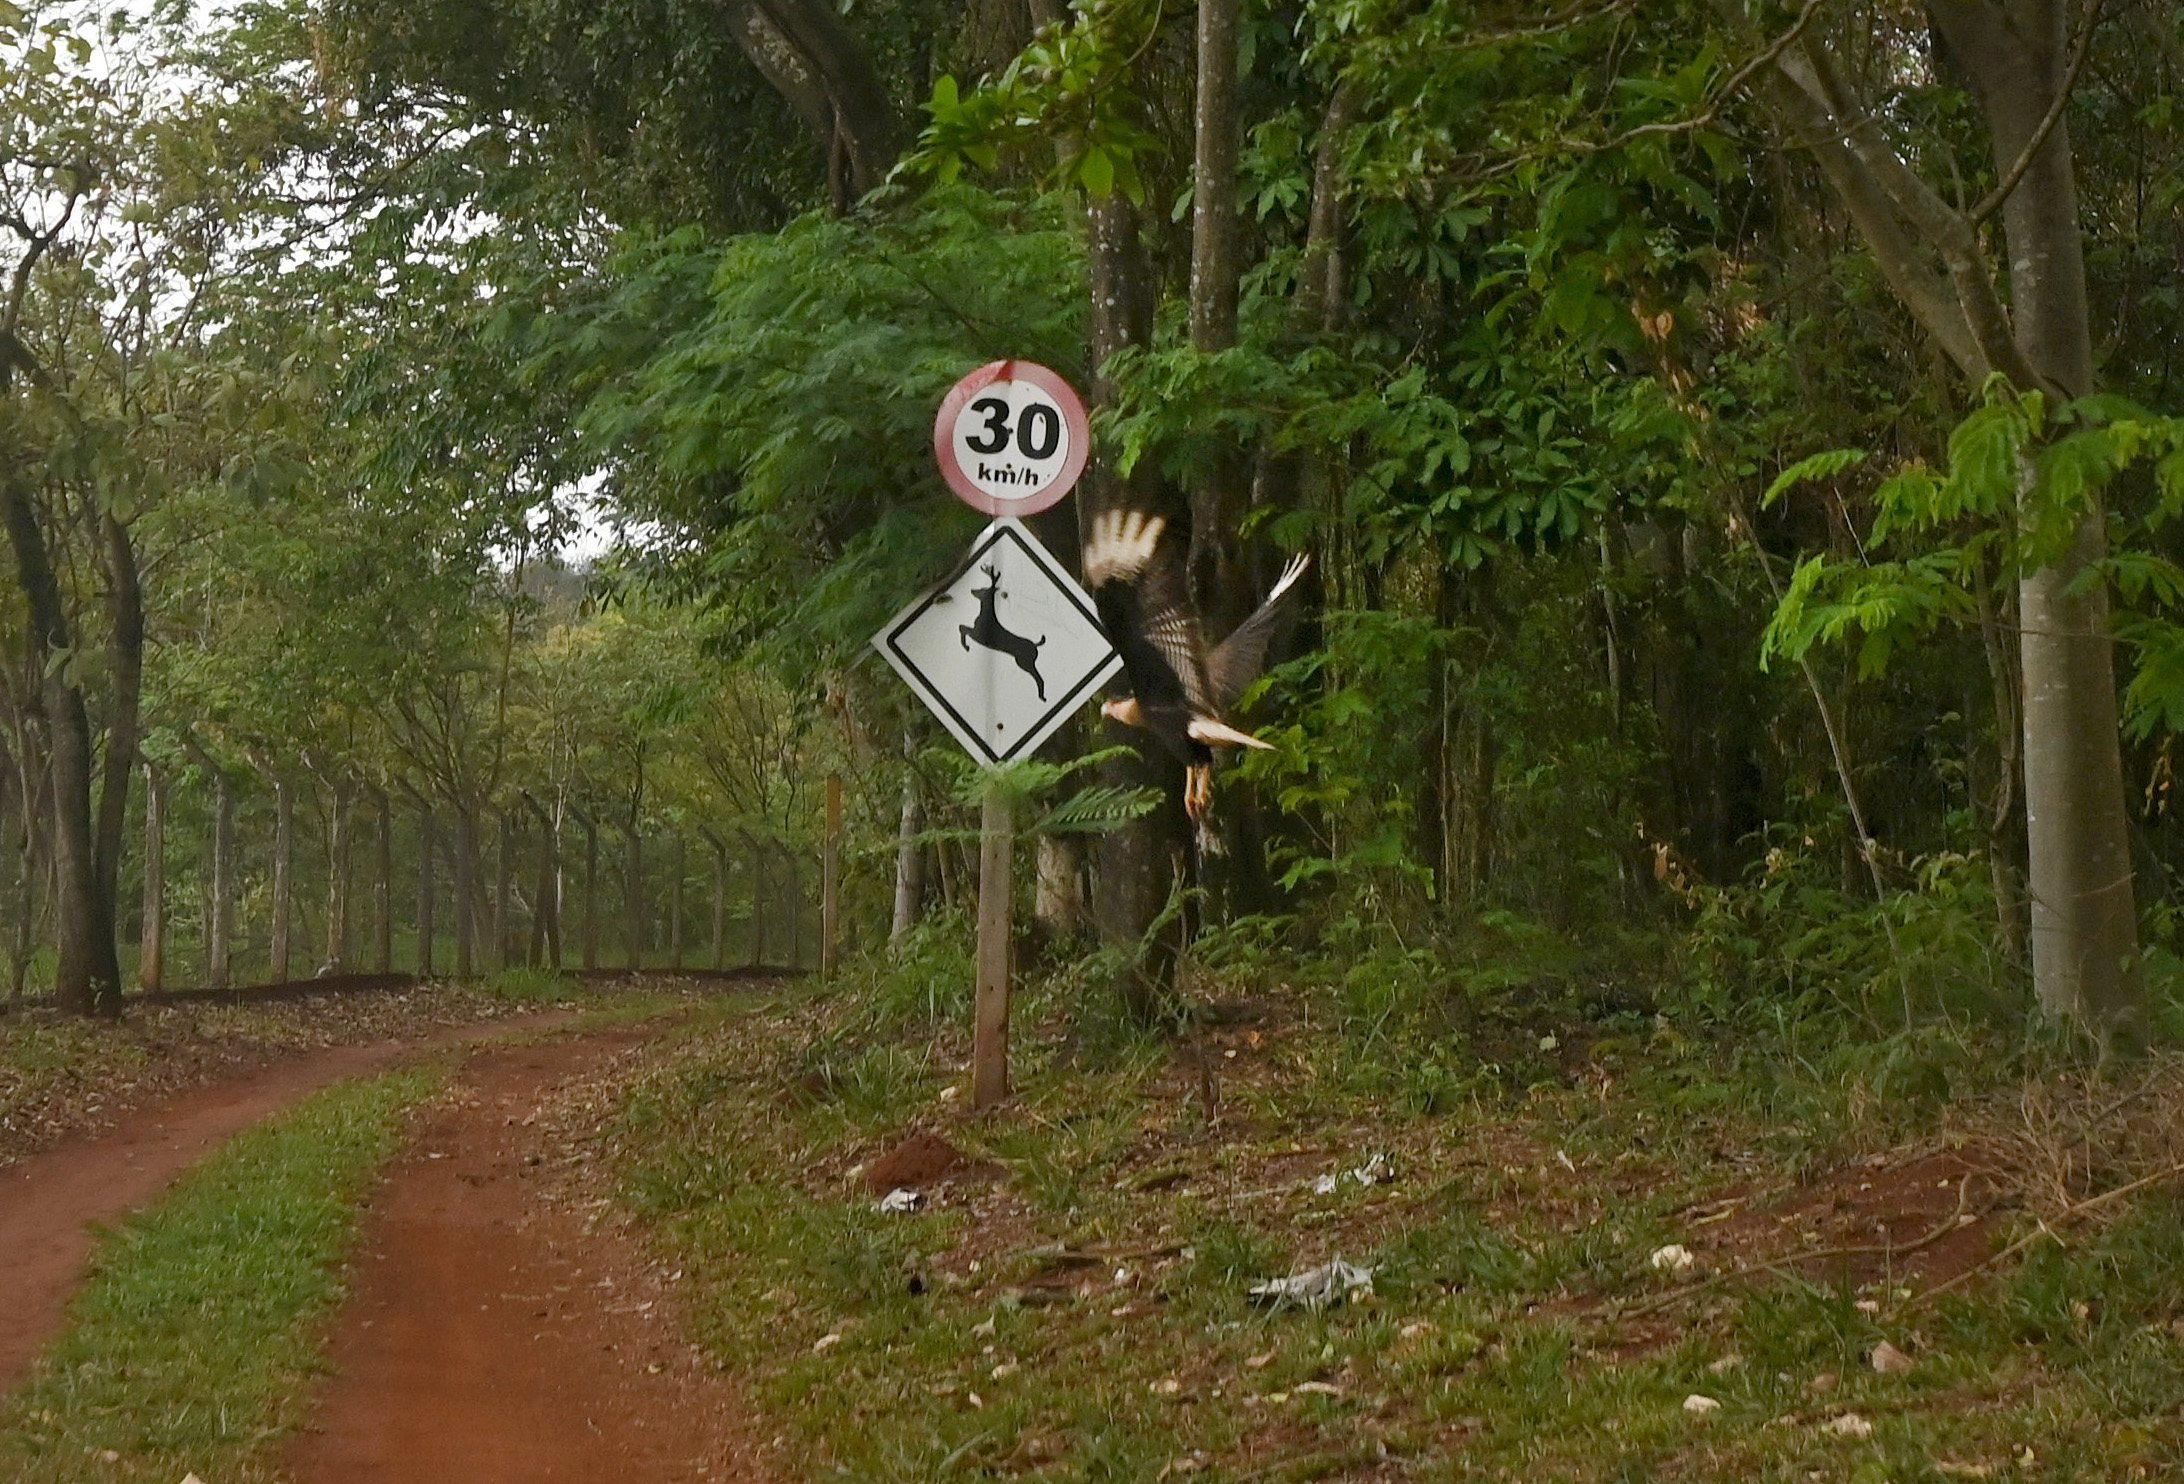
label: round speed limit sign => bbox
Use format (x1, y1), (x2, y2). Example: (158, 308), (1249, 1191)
(933, 360), (1091, 516)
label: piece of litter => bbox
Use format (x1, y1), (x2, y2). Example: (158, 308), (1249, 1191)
(1312, 1173), (1339, 1195)
(812, 1332), (842, 1353)
(1292, 1380), (1344, 1396)
(877, 1188), (924, 1214)
(1826, 1412), (1874, 1438)
(1683, 1394), (1721, 1415)
(1350, 1152), (1393, 1185)
(1248, 1258), (1375, 1311)
(966, 1391), (984, 1410)
(1649, 1244), (1696, 1275)
(1870, 1339), (1913, 1374)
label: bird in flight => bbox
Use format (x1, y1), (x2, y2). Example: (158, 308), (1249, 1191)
(1083, 508), (1310, 846)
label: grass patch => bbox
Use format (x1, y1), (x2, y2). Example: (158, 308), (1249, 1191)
(0, 1062), (443, 1484)
(599, 940), (2184, 1483)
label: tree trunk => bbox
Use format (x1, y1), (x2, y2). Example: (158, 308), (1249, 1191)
(891, 765), (925, 951)
(1034, 835), (1085, 943)
(210, 770), (236, 990)
(747, 831), (767, 967)
(373, 788), (393, 973)
(415, 800), (435, 977)
(139, 763), (163, 993)
(577, 809), (599, 971)
(495, 807), (514, 970)
(270, 778), (293, 983)
(0, 474), (116, 1014)
(326, 785), (351, 971)
(624, 819), (644, 971)
(1084, 183), (1190, 1021)
(454, 805), (475, 977)
(525, 795), (560, 969)
(717, 0), (899, 204)
(707, 832), (728, 969)
(1930, 0), (2142, 1035)
(669, 833), (686, 971)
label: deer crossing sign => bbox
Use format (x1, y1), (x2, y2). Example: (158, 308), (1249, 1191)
(872, 518), (1121, 768)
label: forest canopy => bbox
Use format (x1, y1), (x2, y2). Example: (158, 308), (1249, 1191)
(1, 0), (2180, 1057)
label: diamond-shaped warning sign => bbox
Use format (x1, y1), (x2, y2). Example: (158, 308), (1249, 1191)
(873, 518), (1121, 767)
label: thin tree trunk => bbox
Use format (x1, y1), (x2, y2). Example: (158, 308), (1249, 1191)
(624, 819), (644, 971)
(326, 785), (351, 971)
(704, 830), (728, 969)
(746, 831), (767, 967)
(453, 805), (474, 977)
(209, 770), (236, 990)
(269, 778), (293, 982)
(890, 765), (925, 951)
(139, 763), (163, 993)
(669, 833), (686, 971)
(495, 807), (513, 970)
(373, 788), (393, 973)
(415, 799), (435, 977)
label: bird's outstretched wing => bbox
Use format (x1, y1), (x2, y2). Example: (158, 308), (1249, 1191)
(1207, 553), (1310, 713)
(1085, 509), (1214, 717)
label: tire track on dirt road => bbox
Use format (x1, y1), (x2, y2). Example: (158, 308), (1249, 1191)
(285, 1024), (776, 1484)
(0, 1009), (578, 1395)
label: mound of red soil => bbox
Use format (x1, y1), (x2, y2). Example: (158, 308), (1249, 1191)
(861, 1131), (1002, 1194)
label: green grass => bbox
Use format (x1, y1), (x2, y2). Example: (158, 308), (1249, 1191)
(0, 1063), (444, 1484)
(599, 955), (2184, 1484)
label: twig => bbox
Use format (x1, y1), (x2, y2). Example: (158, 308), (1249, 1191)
(1967, 1), (2108, 226)
(1608, 1176), (1983, 1322)
(1906, 1158), (2184, 1307)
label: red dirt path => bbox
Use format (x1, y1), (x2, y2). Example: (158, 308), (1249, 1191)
(0, 1012), (572, 1395)
(286, 1026), (776, 1484)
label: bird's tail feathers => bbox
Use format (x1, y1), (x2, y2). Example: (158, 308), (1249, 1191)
(1188, 717), (1275, 750)
(1264, 552), (1311, 606)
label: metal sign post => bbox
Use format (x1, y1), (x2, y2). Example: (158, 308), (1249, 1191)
(872, 362), (1105, 1110)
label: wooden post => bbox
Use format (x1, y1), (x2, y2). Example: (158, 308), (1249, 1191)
(973, 784), (1013, 1109)
(139, 762), (163, 993)
(821, 773), (842, 979)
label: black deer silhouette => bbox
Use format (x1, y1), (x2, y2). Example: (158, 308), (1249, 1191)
(960, 564), (1048, 700)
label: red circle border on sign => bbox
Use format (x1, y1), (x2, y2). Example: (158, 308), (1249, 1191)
(932, 359), (1092, 517)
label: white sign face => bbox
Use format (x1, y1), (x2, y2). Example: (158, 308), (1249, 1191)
(931, 361), (1091, 518)
(873, 518), (1122, 768)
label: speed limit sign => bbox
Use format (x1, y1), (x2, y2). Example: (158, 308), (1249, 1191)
(933, 360), (1091, 517)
